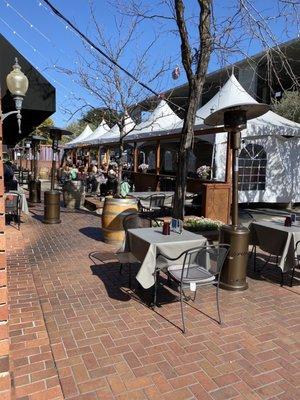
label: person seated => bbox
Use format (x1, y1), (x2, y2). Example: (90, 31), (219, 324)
(4, 161), (18, 191)
(107, 164), (118, 194)
(120, 173), (132, 198)
(60, 165), (71, 184)
(69, 164), (78, 180)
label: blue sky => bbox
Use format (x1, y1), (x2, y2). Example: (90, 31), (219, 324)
(0, 0), (298, 128)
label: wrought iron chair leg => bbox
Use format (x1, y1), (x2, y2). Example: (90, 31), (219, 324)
(119, 264), (123, 274)
(153, 270), (159, 308)
(192, 289), (197, 302)
(280, 271), (284, 287)
(259, 253), (272, 272)
(216, 283), (221, 324)
(253, 245), (257, 273)
(290, 267), (295, 287)
(180, 285), (186, 333)
(128, 263), (132, 289)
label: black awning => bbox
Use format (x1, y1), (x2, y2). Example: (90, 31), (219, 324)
(0, 33), (56, 146)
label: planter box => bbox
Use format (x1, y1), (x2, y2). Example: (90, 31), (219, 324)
(184, 228), (219, 242)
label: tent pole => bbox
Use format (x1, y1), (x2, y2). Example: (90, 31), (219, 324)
(97, 145), (101, 168)
(156, 140), (160, 175)
(225, 132), (232, 184)
(133, 142), (138, 173)
(156, 139), (161, 190)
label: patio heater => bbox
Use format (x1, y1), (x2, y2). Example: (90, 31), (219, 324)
(41, 127), (72, 224)
(28, 135), (45, 204)
(204, 103), (269, 291)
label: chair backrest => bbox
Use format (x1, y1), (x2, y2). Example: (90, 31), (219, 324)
(165, 195), (174, 207)
(241, 209), (256, 222)
(295, 240), (300, 262)
(150, 194), (165, 208)
(5, 193), (20, 213)
(181, 244), (230, 280)
(123, 212), (151, 231)
(123, 212), (139, 231)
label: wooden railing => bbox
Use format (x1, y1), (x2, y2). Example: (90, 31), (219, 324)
(130, 172), (230, 223)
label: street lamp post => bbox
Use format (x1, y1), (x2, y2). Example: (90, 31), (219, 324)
(41, 127), (72, 224)
(205, 103), (269, 291)
(0, 58), (28, 153)
(28, 135), (45, 203)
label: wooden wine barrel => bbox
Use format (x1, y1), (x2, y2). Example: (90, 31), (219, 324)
(102, 197), (138, 247)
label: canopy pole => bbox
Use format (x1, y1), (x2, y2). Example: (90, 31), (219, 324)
(133, 142), (138, 173)
(156, 140), (161, 175)
(97, 145), (101, 168)
(225, 132), (232, 184)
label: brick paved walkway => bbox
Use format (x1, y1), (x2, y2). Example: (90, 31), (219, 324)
(6, 204), (300, 400)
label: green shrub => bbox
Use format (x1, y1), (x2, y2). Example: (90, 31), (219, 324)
(184, 216), (223, 232)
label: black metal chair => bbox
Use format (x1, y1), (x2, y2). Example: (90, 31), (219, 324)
(241, 210), (258, 270)
(291, 240), (300, 287)
(139, 194), (166, 224)
(155, 244), (230, 333)
(5, 193), (21, 230)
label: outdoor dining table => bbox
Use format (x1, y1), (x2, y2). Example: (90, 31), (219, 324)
(250, 220), (300, 273)
(125, 227), (207, 289)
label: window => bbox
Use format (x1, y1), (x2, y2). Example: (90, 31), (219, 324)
(164, 150), (173, 171)
(238, 144), (267, 191)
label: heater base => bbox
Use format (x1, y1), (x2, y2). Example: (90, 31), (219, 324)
(219, 224), (250, 291)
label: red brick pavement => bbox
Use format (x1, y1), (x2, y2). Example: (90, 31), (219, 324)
(6, 204), (300, 399)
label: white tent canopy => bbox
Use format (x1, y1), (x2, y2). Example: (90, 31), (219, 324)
(65, 125), (94, 148)
(125, 99), (182, 141)
(91, 115), (135, 145)
(78, 119), (110, 145)
(194, 74), (300, 203)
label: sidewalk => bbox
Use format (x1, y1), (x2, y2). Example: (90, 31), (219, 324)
(6, 204), (300, 399)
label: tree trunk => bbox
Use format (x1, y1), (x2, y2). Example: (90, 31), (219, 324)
(173, 91), (199, 219)
(173, 0), (212, 220)
(116, 138), (124, 197)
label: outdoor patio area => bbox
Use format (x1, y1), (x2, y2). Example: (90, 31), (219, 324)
(6, 205), (300, 400)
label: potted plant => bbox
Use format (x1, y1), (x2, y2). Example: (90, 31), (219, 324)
(183, 216), (223, 241)
(138, 163), (149, 173)
(196, 165), (211, 181)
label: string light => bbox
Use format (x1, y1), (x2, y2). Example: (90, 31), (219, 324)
(0, 1), (90, 98)
(3, 1), (50, 42)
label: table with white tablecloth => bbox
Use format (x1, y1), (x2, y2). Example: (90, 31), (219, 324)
(8, 189), (29, 214)
(250, 221), (300, 272)
(125, 227), (206, 288)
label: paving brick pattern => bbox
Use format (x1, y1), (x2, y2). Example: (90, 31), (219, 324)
(6, 204), (300, 399)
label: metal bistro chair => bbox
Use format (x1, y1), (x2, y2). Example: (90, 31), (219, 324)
(139, 194), (166, 224)
(117, 212), (151, 288)
(241, 209), (258, 270)
(163, 195), (174, 216)
(5, 193), (21, 230)
(155, 244), (230, 333)
(291, 240), (300, 287)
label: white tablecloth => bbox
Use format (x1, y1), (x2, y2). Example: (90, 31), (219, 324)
(125, 227), (206, 288)
(250, 221), (300, 272)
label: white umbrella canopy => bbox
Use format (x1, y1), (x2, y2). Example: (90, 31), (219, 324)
(126, 99), (182, 141)
(65, 125), (93, 148)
